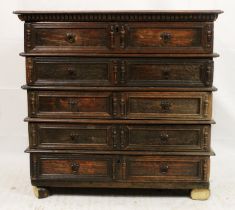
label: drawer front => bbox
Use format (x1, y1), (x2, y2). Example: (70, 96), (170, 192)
(29, 123), (114, 150)
(31, 154), (113, 181)
(27, 57), (213, 87)
(25, 22), (213, 54)
(122, 125), (210, 151)
(124, 59), (213, 87)
(27, 23), (111, 53)
(29, 123), (210, 152)
(27, 57), (114, 86)
(124, 22), (213, 53)
(31, 154), (209, 183)
(28, 91), (112, 119)
(125, 92), (212, 120)
(28, 91), (211, 120)
(124, 156), (209, 182)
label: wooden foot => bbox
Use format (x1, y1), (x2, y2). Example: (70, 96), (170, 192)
(190, 188), (210, 200)
(33, 186), (50, 199)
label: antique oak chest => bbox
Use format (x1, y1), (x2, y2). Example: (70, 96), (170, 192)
(14, 10), (222, 199)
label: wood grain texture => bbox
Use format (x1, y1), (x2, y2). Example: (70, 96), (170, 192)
(26, 57), (213, 87)
(28, 122), (211, 152)
(27, 91), (212, 120)
(14, 10), (223, 22)
(31, 153), (209, 184)
(25, 22), (213, 54)
(15, 10), (221, 198)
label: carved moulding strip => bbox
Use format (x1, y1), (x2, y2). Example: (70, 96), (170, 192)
(205, 23), (214, 49)
(24, 23), (32, 51)
(203, 159), (209, 181)
(26, 57), (33, 84)
(30, 154), (39, 179)
(15, 12), (221, 22)
(205, 60), (214, 86)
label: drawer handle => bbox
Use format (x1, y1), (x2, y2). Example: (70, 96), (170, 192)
(70, 133), (80, 142)
(160, 32), (172, 43)
(162, 67), (170, 80)
(67, 68), (76, 77)
(68, 99), (79, 112)
(160, 163), (169, 174)
(160, 133), (169, 144)
(160, 101), (171, 113)
(66, 33), (76, 43)
(71, 162), (80, 174)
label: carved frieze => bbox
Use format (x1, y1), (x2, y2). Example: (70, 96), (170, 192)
(15, 11), (221, 22)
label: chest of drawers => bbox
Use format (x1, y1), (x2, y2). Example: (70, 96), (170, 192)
(15, 10), (222, 199)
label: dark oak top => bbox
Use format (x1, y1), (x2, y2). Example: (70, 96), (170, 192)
(14, 10), (223, 22)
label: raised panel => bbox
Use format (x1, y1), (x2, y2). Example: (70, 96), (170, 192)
(33, 154), (113, 181)
(28, 57), (113, 86)
(125, 156), (208, 182)
(28, 91), (112, 118)
(125, 22), (212, 53)
(124, 59), (213, 87)
(28, 23), (111, 53)
(124, 125), (210, 151)
(126, 92), (211, 120)
(29, 123), (113, 150)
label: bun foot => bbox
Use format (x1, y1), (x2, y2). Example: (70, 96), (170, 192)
(33, 186), (50, 198)
(190, 188), (210, 200)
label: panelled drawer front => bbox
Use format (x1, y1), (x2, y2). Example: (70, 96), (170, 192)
(31, 154), (209, 183)
(29, 123), (210, 152)
(27, 23), (111, 53)
(26, 22), (213, 54)
(29, 123), (114, 150)
(31, 154), (113, 181)
(124, 59), (213, 87)
(123, 125), (210, 151)
(124, 22), (213, 53)
(28, 91), (112, 119)
(126, 92), (212, 120)
(27, 57), (213, 87)
(124, 156), (209, 182)
(28, 91), (211, 120)
(27, 57), (114, 86)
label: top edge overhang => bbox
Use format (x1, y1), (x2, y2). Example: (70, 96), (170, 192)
(13, 10), (223, 22)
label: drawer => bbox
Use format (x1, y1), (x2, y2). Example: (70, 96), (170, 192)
(29, 123), (210, 152)
(125, 92), (212, 120)
(123, 124), (210, 151)
(28, 91), (113, 119)
(31, 154), (209, 183)
(124, 156), (209, 182)
(29, 123), (114, 150)
(27, 57), (213, 87)
(26, 22), (213, 54)
(31, 154), (113, 181)
(124, 22), (213, 54)
(27, 57), (114, 86)
(26, 22), (111, 53)
(124, 58), (213, 87)
(28, 91), (212, 120)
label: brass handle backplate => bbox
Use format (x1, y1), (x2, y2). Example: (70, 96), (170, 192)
(160, 101), (171, 113)
(160, 163), (169, 174)
(71, 162), (80, 174)
(160, 32), (172, 43)
(160, 133), (169, 144)
(66, 33), (76, 43)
